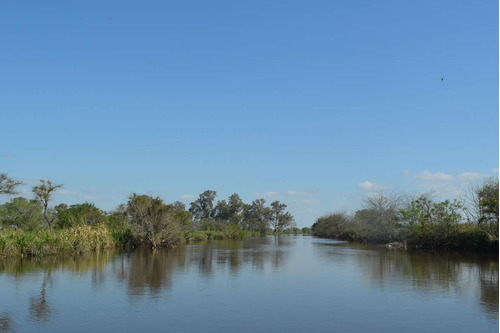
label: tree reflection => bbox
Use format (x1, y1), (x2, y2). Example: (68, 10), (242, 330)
(0, 313), (12, 333)
(126, 248), (181, 297)
(479, 260), (499, 317)
(29, 272), (52, 324)
(342, 244), (499, 317)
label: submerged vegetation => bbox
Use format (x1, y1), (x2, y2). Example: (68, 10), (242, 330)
(312, 178), (499, 252)
(0, 173), (296, 259)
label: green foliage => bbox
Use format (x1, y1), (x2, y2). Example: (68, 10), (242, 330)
(189, 190), (217, 220)
(301, 227), (311, 234)
(242, 199), (271, 233)
(313, 194), (498, 252)
(477, 178), (499, 239)
(0, 225), (116, 259)
(0, 197), (44, 230)
(311, 212), (352, 240)
(183, 225), (253, 243)
(175, 210), (193, 230)
(398, 197), (463, 249)
(127, 194), (182, 248)
(187, 191), (295, 235)
(56, 202), (106, 228)
(270, 201), (295, 233)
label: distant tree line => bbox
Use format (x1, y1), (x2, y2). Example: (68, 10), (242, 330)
(0, 173), (296, 252)
(311, 178), (499, 252)
(187, 190), (295, 234)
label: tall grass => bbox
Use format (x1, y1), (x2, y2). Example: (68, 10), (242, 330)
(0, 225), (116, 259)
(183, 225), (257, 243)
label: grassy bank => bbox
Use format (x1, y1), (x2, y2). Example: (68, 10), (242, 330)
(312, 219), (498, 252)
(0, 225), (264, 259)
(0, 225), (116, 259)
(183, 228), (260, 242)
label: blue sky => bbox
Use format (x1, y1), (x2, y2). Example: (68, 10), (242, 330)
(1, 1), (498, 227)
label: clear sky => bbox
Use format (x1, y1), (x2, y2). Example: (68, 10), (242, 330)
(1, 1), (498, 227)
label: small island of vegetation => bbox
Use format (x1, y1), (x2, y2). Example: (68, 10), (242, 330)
(311, 178), (498, 252)
(0, 173), (297, 259)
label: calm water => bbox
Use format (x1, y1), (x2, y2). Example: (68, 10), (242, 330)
(0, 236), (498, 332)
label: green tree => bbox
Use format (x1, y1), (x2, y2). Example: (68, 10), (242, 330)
(126, 194), (182, 248)
(477, 178), (499, 238)
(172, 202), (192, 230)
(0, 197), (44, 230)
(56, 202), (106, 228)
(431, 199), (463, 243)
(0, 173), (23, 196)
(214, 199), (231, 221)
(301, 227), (311, 234)
(311, 212), (351, 239)
(398, 195), (464, 248)
(270, 201), (295, 233)
(32, 180), (63, 231)
(106, 204), (129, 231)
(228, 193), (244, 225)
(189, 190), (217, 221)
(243, 198), (271, 233)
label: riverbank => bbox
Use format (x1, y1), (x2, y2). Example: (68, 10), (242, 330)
(312, 222), (499, 253)
(0, 226), (267, 259)
(0, 225), (116, 259)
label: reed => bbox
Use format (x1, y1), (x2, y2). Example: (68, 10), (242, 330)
(183, 227), (257, 243)
(0, 225), (116, 259)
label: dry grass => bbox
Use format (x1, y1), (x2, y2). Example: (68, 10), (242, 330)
(0, 225), (116, 259)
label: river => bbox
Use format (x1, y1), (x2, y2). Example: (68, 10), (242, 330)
(0, 236), (497, 332)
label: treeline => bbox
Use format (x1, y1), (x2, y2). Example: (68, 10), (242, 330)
(0, 173), (296, 258)
(312, 178), (499, 252)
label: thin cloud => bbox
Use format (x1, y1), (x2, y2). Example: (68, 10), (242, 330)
(414, 171), (452, 181)
(180, 194), (195, 200)
(358, 181), (387, 191)
(287, 190), (316, 197)
(458, 172), (484, 182)
(259, 191), (282, 200)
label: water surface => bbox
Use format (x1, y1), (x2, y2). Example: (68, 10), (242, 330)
(1, 236), (498, 332)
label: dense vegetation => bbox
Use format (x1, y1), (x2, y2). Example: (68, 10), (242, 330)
(311, 178), (499, 252)
(0, 173), (296, 259)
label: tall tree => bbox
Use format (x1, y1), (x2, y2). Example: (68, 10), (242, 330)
(270, 201), (295, 233)
(32, 180), (63, 231)
(228, 193), (244, 225)
(477, 178), (499, 238)
(0, 173), (23, 196)
(214, 199), (231, 221)
(189, 190), (217, 220)
(243, 198), (271, 233)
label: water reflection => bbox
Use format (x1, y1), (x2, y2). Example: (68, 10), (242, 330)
(29, 273), (52, 324)
(480, 260), (499, 316)
(122, 237), (291, 296)
(314, 241), (499, 317)
(0, 251), (115, 279)
(0, 313), (12, 333)
(0, 237), (497, 331)
(126, 248), (179, 297)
